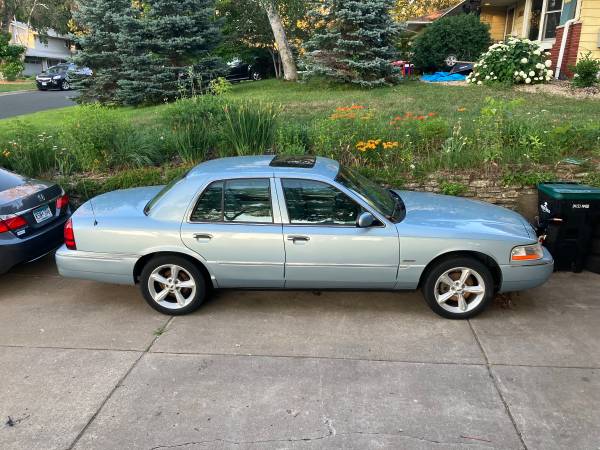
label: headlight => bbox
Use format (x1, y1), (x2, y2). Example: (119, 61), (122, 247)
(53, 75), (62, 80)
(511, 243), (544, 262)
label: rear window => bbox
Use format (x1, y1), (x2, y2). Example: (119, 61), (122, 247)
(0, 169), (25, 192)
(144, 171), (188, 215)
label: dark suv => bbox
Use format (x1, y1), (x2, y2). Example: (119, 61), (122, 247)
(35, 63), (92, 91)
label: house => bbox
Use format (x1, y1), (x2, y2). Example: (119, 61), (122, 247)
(406, 0), (599, 78)
(9, 21), (74, 76)
(479, 0), (599, 77)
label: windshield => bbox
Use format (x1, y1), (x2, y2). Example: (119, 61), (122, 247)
(336, 166), (404, 222)
(47, 65), (68, 74)
(144, 171), (188, 215)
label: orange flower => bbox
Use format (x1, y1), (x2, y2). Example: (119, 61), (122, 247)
(457, 107), (467, 112)
(428, 112), (437, 117)
(417, 115), (426, 120)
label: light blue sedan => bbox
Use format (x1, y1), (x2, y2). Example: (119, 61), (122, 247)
(56, 156), (553, 319)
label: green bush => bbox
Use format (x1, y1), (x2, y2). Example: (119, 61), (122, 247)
(412, 14), (491, 71)
(167, 119), (215, 163)
(222, 101), (279, 155)
(571, 52), (600, 88)
(467, 38), (553, 85)
(1, 60), (24, 81)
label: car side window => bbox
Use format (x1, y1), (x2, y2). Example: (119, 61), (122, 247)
(281, 179), (362, 226)
(191, 178), (273, 223)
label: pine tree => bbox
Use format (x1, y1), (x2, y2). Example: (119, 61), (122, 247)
(72, 0), (131, 103)
(117, 0), (224, 105)
(304, 0), (400, 87)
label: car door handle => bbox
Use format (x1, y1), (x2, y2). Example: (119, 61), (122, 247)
(193, 233), (213, 240)
(287, 235), (310, 242)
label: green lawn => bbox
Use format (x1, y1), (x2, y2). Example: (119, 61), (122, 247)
(0, 81), (36, 93)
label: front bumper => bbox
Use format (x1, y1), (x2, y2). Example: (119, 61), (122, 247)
(36, 79), (61, 89)
(499, 247), (554, 293)
(0, 215), (68, 273)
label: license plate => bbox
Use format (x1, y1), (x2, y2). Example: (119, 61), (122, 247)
(41, 82), (47, 86)
(33, 205), (52, 223)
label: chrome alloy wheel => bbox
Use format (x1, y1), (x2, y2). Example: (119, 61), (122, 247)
(434, 267), (486, 314)
(147, 264), (196, 310)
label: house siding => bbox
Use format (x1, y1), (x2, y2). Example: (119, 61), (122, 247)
(578, 0), (600, 60)
(480, 6), (509, 40)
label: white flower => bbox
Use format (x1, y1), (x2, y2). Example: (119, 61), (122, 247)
(545, 60), (552, 67)
(529, 70), (535, 76)
(547, 69), (553, 76)
(534, 77), (539, 81)
(493, 76), (498, 80)
(477, 81), (482, 85)
(490, 71), (494, 75)
(536, 63), (544, 69)
(520, 71), (527, 77)
(574, 73), (580, 78)
(534, 50), (541, 56)
(521, 58), (528, 64)
(525, 78), (531, 84)
(485, 75), (491, 80)
(514, 70), (519, 76)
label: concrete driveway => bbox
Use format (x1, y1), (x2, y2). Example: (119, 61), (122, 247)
(0, 90), (76, 119)
(1, 255), (599, 450)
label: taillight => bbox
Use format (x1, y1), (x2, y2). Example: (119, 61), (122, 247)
(56, 194), (69, 210)
(0, 215), (28, 233)
(64, 218), (76, 250)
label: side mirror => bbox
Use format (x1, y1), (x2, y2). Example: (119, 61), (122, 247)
(357, 211), (375, 228)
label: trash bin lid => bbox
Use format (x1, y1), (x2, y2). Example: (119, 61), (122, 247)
(538, 183), (600, 200)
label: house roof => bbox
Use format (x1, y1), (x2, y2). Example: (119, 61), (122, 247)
(405, 1), (467, 24)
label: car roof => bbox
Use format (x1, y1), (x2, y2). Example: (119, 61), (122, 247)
(187, 156), (340, 180)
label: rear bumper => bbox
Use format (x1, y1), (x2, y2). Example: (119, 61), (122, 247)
(0, 216), (67, 273)
(55, 246), (137, 285)
(499, 247), (554, 292)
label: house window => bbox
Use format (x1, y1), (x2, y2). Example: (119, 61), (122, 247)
(542, 0), (563, 40)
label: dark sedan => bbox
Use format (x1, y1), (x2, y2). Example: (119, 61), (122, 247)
(0, 169), (71, 273)
(35, 63), (92, 91)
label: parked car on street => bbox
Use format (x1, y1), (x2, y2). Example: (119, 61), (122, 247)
(35, 63), (92, 91)
(0, 169), (71, 274)
(55, 156), (553, 319)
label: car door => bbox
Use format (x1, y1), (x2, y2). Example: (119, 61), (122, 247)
(277, 177), (400, 289)
(181, 177), (285, 288)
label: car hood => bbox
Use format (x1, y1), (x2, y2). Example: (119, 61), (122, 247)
(75, 186), (163, 219)
(394, 190), (534, 240)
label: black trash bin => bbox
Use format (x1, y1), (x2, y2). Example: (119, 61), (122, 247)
(537, 182), (600, 272)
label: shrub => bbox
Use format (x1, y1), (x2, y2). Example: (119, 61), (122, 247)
(571, 52), (600, 88)
(275, 122), (309, 155)
(440, 182), (467, 196)
(1, 60), (24, 81)
(167, 119), (215, 163)
(222, 101), (279, 155)
(209, 77), (232, 95)
(412, 14), (491, 71)
(467, 38), (553, 85)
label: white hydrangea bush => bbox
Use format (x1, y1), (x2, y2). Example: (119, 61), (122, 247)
(467, 38), (553, 85)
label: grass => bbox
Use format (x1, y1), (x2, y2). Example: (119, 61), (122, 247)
(0, 81), (36, 93)
(0, 79), (598, 200)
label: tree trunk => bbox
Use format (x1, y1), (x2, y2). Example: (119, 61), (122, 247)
(261, 0), (298, 82)
(268, 47), (280, 79)
(1, 2), (12, 34)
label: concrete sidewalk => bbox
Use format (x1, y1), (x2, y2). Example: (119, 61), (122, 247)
(1, 255), (599, 449)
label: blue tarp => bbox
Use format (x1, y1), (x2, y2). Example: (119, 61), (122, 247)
(421, 72), (466, 82)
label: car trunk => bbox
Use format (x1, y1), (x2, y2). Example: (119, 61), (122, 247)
(0, 170), (64, 238)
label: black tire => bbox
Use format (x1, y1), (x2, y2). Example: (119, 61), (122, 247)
(61, 80), (71, 91)
(251, 72), (262, 81)
(140, 255), (207, 315)
(422, 257), (494, 320)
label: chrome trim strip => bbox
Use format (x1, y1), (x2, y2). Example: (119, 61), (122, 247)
(0, 193), (61, 220)
(286, 263), (397, 268)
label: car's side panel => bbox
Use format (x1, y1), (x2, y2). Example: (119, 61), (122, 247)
(180, 178), (285, 288)
(275, 177), (400, 289)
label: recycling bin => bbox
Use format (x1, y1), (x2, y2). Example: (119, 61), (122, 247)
(537, 182), (600, 272)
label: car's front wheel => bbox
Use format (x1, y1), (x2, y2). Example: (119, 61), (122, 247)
(140, 255), (207, 315)
(61, 80), (71, 90)
(422, 257), (494, 319)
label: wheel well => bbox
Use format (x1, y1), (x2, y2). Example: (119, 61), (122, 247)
(133, 252), (213, 288)
(418, 251), (502, 291)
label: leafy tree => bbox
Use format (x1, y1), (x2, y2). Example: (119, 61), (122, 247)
(71, 0), (131, 103)
(216, 0), (307, 79)
(304, 0), (400, 87)
(116, 0), (224, 105)
(1, 0), (73, 35)
(392, 0), (458, 22)
(411, 13), (491, 72)
(0, 31), (25, 80)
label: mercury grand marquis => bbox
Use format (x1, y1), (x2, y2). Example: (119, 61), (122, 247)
(56, 155), (553, 319)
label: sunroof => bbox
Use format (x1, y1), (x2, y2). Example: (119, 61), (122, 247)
(270, 155), (316, 168)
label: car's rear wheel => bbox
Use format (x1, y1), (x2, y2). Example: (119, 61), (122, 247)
(140, 256), (206, 315)
(422, 257), (494, 319)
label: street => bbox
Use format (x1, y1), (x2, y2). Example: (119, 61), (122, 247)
(0, 255), (599, 449)
(0, 90), (76, 119)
